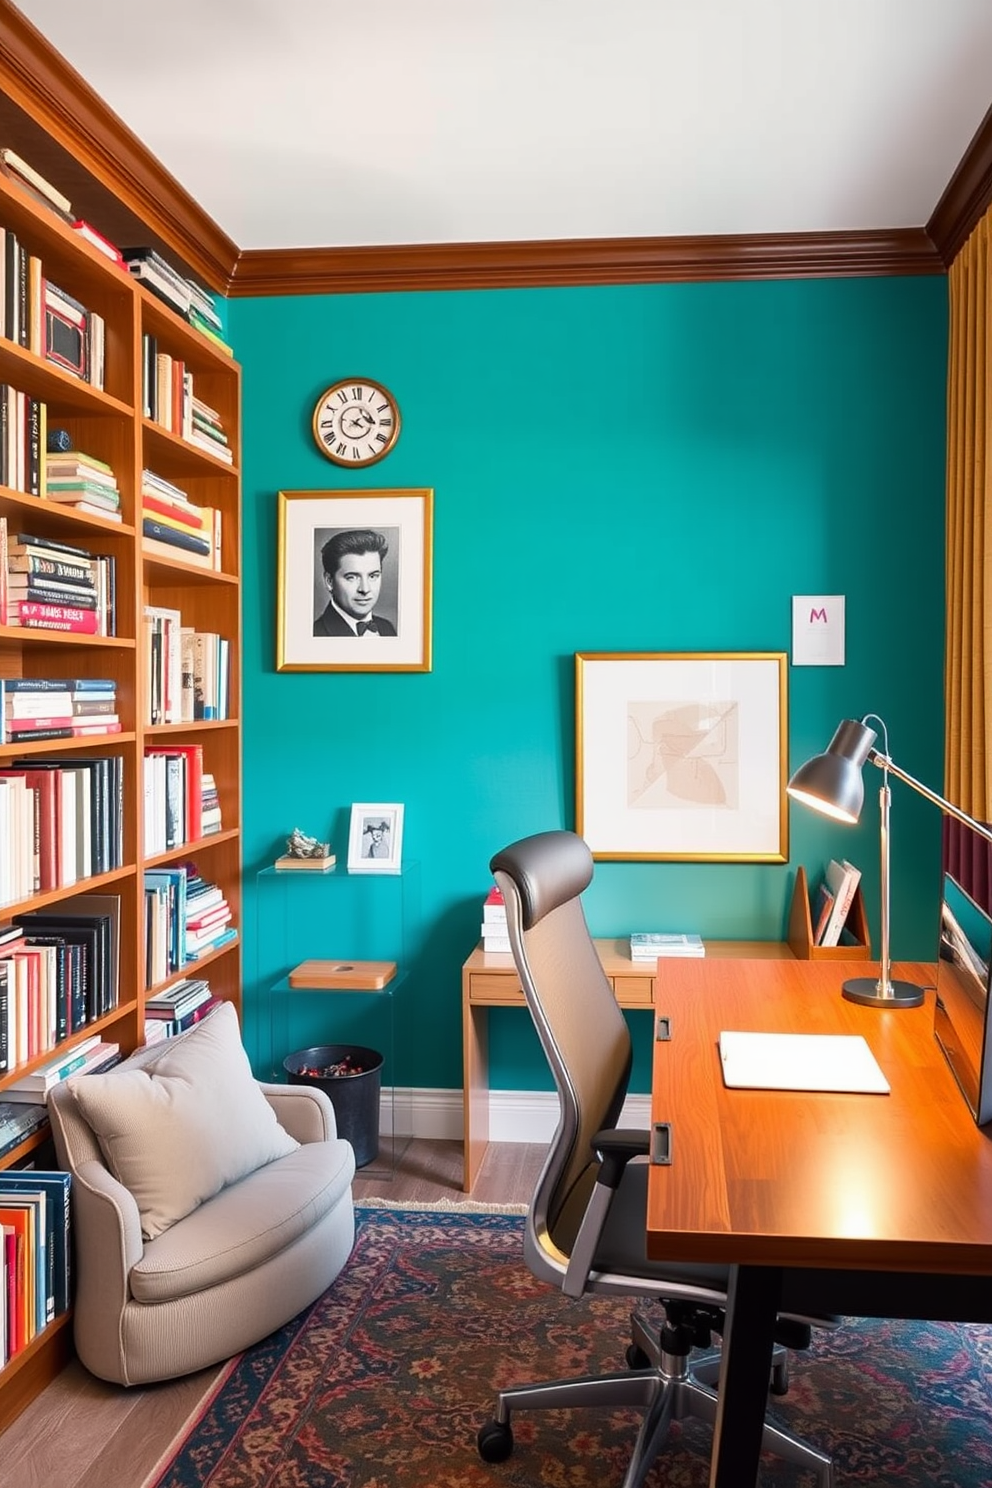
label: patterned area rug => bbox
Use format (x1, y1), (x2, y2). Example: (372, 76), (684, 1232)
(150, 1206), (992, 1487)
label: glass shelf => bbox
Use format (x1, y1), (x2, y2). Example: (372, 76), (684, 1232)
(255, 862), (420, 1179)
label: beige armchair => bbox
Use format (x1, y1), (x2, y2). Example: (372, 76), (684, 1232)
(47, 1002), (356, 1386)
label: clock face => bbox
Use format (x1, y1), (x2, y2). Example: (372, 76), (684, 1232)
(312, 379), (401, 467)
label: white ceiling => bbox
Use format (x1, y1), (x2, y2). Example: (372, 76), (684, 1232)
(13, 0), (992, 252)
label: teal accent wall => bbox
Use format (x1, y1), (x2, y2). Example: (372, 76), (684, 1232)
(231, 275), (948, 1092)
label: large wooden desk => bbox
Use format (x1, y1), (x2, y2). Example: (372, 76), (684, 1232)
(461, 937), (794, 1191)
(648, 957), (992, 1488)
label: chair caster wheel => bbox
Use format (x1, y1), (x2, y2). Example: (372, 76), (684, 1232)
(478, 1419), (514, 1462)
(770, 1359), (789, 1396)
(625, 1343), (651, 1369)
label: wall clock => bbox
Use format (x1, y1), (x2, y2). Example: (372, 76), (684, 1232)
(312, 379), (401, 467)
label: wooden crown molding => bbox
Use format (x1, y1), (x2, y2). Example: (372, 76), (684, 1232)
(229, 229), (943, 296)
(1, 0), (988, 294)
(928, 100), (992, 266)
(0, 0), (238, 292)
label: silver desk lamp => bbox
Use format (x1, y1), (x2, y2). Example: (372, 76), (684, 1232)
(788, 714), (992, 1009)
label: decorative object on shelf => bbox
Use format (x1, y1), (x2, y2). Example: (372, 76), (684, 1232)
(46, 426), (73, 453)
(311, 378), (400, 468)
(274, 826), (335, 871)
(286, 826), (331, 858)
(276, 487), (432, 673)
(575, 651), (789, 862)
(787, 713), (981, 1008)
(347, 803), (404, 874)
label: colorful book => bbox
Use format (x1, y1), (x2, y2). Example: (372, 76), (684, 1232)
(819, 860), (862, 947)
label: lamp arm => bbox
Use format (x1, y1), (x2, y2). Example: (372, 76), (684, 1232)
(868, 751), (992, 844)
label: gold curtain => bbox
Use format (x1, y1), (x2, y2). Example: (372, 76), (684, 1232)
(946, 208), (992, 819)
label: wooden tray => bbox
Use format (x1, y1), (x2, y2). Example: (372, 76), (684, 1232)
(288, 958), (397, 989)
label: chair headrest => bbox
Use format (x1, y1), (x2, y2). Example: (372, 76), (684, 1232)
(489, 831), (594, 930)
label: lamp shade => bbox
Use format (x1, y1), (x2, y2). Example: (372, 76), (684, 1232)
(787, 718), (878, 824)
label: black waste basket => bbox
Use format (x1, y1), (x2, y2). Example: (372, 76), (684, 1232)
(283, 1044), (382, 1167)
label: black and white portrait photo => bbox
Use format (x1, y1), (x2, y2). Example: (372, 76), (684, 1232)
(312, 526), (399, 638)
(277, 489), (433, 673)
(348, 803), (404, 873)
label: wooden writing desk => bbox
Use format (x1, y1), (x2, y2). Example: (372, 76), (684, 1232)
(461, 938), (793, 1191)
(648, 957), (992, 1488)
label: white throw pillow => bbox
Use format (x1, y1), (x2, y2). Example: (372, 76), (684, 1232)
(70, 1001), (299, 1240)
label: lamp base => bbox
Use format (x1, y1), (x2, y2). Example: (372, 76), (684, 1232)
(842, 976), (925, 1009)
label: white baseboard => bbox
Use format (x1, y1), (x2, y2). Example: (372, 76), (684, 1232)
(378, 1087), (651, 1142)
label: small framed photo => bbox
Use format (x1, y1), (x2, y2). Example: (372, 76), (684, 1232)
(575, 651), (788, 862)
(348, 803), (404, 873)
(276, 488), (433, 672)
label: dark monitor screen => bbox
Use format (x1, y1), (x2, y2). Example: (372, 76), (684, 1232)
(934, 819), (992, 1125)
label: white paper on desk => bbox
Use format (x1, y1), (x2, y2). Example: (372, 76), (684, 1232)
(719, 1031), (890, 1094)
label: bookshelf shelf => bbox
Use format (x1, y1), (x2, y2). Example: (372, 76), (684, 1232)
(0, 163), (242, 1429)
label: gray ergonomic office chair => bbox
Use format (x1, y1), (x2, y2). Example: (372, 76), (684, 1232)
(477, 830), (835, 1488)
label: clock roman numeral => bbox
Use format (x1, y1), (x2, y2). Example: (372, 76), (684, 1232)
(352, 385), (363, 400)
(352, 447), (361, 460)
(379, 417), (393, 428)
(375, 432), (387, 444)
(322, 430), (336, 445)
(336, 441), (348, 456)
(376, 402), (389, 413)
(336, 389), (348, 404)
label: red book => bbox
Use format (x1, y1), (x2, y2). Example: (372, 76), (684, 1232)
(70, 219), (125, 267)
(9, 602), (99, 634)
(0, 1213), (28, 1355)
(5, 716), (73, 733)
(4, 1226), (16, 1356)
(186, 904), (231, 933)
(70, 722), (122, 737)
(141, 493), (203, 529)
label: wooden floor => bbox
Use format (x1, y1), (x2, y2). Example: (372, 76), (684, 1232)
(0, 1138), (546, 1488)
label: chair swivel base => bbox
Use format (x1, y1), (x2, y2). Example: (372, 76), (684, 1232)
(477, 1310), (834, 1488)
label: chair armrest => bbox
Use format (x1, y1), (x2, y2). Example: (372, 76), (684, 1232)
(592, 1127), (650, 1188)
(72, 1158), (145, 1285)
(259, 1081), (337, 1143)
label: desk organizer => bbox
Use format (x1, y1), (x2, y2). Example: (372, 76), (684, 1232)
(787, 865), (871, 961)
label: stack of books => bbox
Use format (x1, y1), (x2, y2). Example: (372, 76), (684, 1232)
(0, 1099), (49, 1162)
(0, 148), (72, 222)
(187, 393), (233, 464)
(123, 247), (192, 317)
(812, 859), (863, 946)
(201, 773), (222, 835)
(141, 468), (220, 568)
(184, 871), (235, 961)
(187, 281), (233, 356)
(0, 675), (118, 745)
(45, 449), (121, 520)
(629, 932), (705, 961)
(144, 977), (219, 1038)
(0, 1036), (121, 1104)
(3, 530), (116, 636)
(481, 885), (511, 953)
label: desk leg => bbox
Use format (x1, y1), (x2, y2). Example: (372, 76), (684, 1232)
(462, 996), (491, 1192)
(709, 1264), (781, 1488)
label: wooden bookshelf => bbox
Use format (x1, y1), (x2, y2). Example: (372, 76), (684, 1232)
(787, 864), (871, 961)
(0, 170), (241, 1428)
